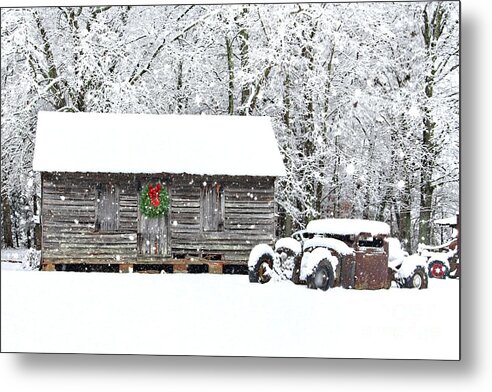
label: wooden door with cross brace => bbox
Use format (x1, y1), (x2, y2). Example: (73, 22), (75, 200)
(137, 182), (170, 258)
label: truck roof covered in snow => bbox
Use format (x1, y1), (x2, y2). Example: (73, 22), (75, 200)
(33, 111), (286, 177)
(305, 219), (390, 236)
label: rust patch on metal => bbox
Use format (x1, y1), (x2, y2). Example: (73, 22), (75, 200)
(353, 250), (389, 290)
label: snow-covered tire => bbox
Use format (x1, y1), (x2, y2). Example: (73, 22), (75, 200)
(274, 238), (301, 258)
(249, 254), (274, 284)
(307, 260), (334, 291)
(405, 267), (428, 289)
(428, 260), (449, 279)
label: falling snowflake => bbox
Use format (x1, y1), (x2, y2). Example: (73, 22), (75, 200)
(397, 180), (405, 190)
(172, 220), (178, 226)
(60, 195), (66, 201)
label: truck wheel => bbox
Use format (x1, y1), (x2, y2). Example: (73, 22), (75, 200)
(250, 254), (274, 284)
(406, 267), (428, 289)
(312, 260), (335, 291)
(428, 260), (449, 279)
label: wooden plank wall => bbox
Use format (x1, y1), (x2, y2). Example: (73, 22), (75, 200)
(170, 174), (276, 262)
(42, 172), (138, 264)
(41, 172), (276, 265)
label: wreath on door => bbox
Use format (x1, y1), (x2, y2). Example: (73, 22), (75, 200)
(140, 183), (169, 218)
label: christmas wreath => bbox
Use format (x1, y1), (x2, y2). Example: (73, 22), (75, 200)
(140, 183), (169, 218)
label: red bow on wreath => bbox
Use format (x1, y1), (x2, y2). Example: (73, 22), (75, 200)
(148, 183), (161, 207)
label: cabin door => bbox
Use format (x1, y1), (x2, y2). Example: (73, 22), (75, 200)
(137, 183), (170, 257)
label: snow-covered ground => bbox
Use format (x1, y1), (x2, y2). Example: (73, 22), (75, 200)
(1, 267), (459, 359)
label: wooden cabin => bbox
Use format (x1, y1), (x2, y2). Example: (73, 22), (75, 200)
(33, 111), (286, 273)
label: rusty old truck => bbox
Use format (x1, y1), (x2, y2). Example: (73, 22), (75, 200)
(248, 218), (428, 290)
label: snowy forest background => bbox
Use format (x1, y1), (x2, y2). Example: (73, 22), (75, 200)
(1, 2), (459, 253)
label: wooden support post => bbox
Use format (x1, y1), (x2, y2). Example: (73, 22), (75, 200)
(209, 262), (223, 274)
(119, 264), (132, 273)
(42, 263), (55, 271)
(173, 264), (188, 273)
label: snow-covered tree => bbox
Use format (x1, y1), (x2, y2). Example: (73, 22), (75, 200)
(1, 3), (459, 251)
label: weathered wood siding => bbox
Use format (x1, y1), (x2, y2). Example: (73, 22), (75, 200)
(170, 174), (276, 262)
(41, 172), (276, 265)
(42, 172), (138, 264)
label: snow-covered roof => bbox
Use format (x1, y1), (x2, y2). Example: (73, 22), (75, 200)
(434, 216), (458, 226)
(305, 219), (390, 236)
(33, 111), (286, 177)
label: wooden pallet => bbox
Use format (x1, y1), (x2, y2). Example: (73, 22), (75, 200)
(41, 259), (228, 274)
